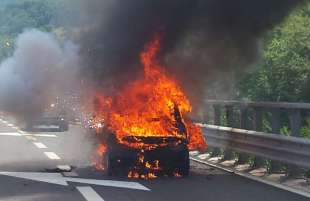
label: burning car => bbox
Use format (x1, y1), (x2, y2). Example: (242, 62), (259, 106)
(99, 106), (190, 177)
(104, 135), (189, 177)
(92, 34), (207, 178)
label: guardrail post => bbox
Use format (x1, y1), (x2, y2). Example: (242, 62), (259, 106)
(211, 105), (222, 157)
(271, 108), (281, 134)
(214, 105), (221, 125)
(203, 105), (211, 124)
(287, 109), (304, 177)
(253, 107), (263, 131)
(203, 100), (310, 176)
(270, 108), (283, 173)
(252, 107), (266, 168)
(290, 109), (301, 137)
(223, 106), (235, 160)
(240, 107), (248, 129)
(226, 106), (234, 127)
(238, 107), (250, 164)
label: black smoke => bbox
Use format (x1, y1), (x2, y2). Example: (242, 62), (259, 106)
(69, 0), (305, 105)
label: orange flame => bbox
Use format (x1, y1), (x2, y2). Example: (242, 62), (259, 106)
(127, 151), (162, 179)
(93, 34), (207, 178)
(94, 34), (207, 151)
(92, 143), (107, 171)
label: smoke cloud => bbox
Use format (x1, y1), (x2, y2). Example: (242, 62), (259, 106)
(0, 29), (80, 120)
(0, 1), (305, 120)
(67, 0), (305, 107)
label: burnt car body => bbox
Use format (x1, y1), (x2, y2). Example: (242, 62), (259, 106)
(26, 116), (69, 132)
(103, 134), (189, 177)
(101, 106), (190, 177)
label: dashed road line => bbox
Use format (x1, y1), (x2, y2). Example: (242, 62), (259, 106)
(0, 132), (22, 136)
(25, 136), (37, 141)
(33, 142), (47, 149)
(0, 132), (57, 139)
(44, 152), (61, 160)
(1, 122), (64, 168)
(76, 186), (105, 201)
(67, 178), (150, 191)
(28, 134), (57, 138)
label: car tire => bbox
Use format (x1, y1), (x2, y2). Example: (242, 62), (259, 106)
(103, 151), (113, 176)
(59, 123), (69, 132)
(63, 123), (69, 131)
(177, 148), (190, 177)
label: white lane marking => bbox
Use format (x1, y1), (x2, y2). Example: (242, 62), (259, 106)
(26, 136), (37, 141)
(7, 123), (14, 127)
(66, 177), (150, 191)
(44, 152), (61, 160)
(77, 186), (105, 201)
(0, 172), (68, 186)
(28, 134), (57, 138)
(12, 126), (19, 129)
(0, 131), (57, 138)
(0, 132), (56, 138)
(33, 142), (47, 149)
(0, 132), (22, 136)
(2, 121), (7, 123)
(18, 130), (26, 134)
(0, 172), (150, 191)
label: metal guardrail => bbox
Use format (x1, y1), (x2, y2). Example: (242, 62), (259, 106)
(199, 124), (310, 169)
(205, 100), (310, 110)
(204, 100), (310, 138)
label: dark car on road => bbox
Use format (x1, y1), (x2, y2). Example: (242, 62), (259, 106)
(100, 106), (190, 177)
(103, 134), (189, 177)
(26, 116), (69, 132)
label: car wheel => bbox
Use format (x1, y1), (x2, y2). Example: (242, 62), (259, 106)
(103, 151), (113, 176)
(63, 123), (69, 131)
(177, 148), (190, 177)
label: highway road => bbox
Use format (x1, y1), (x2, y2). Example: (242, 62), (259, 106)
(0, 117), (308, 201)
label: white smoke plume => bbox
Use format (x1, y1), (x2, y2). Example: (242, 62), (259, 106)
(0, 29), (80, 121)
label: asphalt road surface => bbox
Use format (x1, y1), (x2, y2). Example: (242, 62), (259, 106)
(0, 117), (308, 201)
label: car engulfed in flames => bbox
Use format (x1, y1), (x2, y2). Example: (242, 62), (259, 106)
(91, 33), (207, 179)
(97, 105), (190, 178)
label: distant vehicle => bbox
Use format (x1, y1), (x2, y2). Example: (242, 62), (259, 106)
(26, 116), (69, 132)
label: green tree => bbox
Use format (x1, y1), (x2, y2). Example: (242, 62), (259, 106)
(237, 3), (310, 102)
(0, 0), (64, 61)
